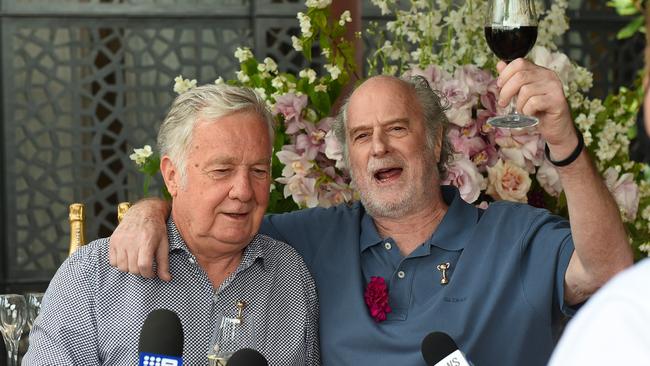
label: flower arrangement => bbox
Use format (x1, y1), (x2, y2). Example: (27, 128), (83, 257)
(131, 0), (650, 258)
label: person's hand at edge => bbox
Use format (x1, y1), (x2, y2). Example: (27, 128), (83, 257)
(109, 198), (172, 281)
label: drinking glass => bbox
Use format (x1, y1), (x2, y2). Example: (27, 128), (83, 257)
(484, 0), (539, 128)
(0, 294), (27, 366)
(25, 292), (44, 330)
(207, 310), (256, 366)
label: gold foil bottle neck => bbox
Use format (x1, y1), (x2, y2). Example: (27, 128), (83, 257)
(68, 203), (86, 256)
(117, 202), (131, 223)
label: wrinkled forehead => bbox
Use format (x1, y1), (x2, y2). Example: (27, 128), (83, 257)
(347, 77), (420, 129)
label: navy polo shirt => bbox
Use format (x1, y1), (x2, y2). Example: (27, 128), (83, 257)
(261, 186), (575, 366)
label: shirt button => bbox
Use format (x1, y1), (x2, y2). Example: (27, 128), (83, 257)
(188, 257), (195, 264)
(384, 242), (392, 250)
(397, 271), (405, 279)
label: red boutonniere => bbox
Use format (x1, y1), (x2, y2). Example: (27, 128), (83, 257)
(364, 276), (392, 322)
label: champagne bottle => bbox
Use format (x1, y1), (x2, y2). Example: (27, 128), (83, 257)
(117, 202), (131, 223)
(68, 203), (85, 256)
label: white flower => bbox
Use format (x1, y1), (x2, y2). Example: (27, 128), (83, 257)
(263, 57), (278, 73)
(314, 84), (327, 92)
(272, 76), (286, 89)
(299, 68), (317, 83)
(291, 36), (303, 51)
(321, 48), (331, 58)
(129, 145), (153, 167)
(372, 0), (392, 15)
(214, 77), (224, 85)
(324, 64), (341, 80)
(305, 0), (331, 9)
(339, 10), (352, 26)
(173, 76), (197, 94)
(236, 71), (250, 83)
(234, 47), (253, 63)
(297, 12), (313, 38)
(254, 87), (267, 100)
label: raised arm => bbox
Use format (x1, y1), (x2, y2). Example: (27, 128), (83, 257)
(109, 197), (172, 280)
(496, 59), (634, 305)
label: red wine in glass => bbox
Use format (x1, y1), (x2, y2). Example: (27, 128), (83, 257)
(484, 26), (538, 62)
(484, 0), (539, 129)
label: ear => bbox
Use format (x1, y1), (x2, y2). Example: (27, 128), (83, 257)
(160, 156), (180, 197)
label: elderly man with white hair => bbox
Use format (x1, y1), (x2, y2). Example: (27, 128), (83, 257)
(24, 84), (320, 366)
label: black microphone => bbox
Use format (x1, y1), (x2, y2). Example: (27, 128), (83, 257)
(421, 331), (470, 366)
(226, 348), (268, 366)
(138, 308), (184, 366)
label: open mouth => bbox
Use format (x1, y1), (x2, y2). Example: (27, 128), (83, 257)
(373, 167), (403, 183)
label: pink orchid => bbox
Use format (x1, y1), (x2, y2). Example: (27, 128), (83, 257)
(276, 174), (319, 208)
(536, 160), (563, 197)
(275, 146), (313, 177)
(604, 168), (640, 222)
(274, 93), (308, 134)
(457, 65), (495, 96)
(295, 117), (333, 160)
(443, 154), (487, 203)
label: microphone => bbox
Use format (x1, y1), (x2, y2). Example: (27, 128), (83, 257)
(226, 348), (268, 366)
(138, 308), (184, 366)
(421, 331), (470, 366)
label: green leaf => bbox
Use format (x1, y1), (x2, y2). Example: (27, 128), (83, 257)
(628, 125), (638, 140)
(617, 16), (644, 39)
(309, 88), (332, 116)
(303, 39), (313, 61)
(312, 10), (328, 30)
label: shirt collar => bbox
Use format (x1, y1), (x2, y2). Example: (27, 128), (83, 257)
(359, 185), (479, 252)
(166, 218), (267, 272)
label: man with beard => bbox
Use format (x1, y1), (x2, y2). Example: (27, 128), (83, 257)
(108, 59), (632, 365)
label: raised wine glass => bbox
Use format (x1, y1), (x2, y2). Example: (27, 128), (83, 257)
(484, 0), (539, 128)
(0, 294), (26, 366)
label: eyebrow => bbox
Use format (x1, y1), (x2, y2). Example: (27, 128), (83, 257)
(205, 157), (271, 166)
(348, 118), (410, 136)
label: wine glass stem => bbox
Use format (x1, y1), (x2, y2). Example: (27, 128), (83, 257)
(508, 95), (519, 115)
(5, 338), (20, 366)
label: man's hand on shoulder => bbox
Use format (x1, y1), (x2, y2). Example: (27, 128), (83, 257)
(109, 198), (172, 281)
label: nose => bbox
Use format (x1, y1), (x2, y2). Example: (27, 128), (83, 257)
(228, 169), (254, 202)
(371, 130), (389, 157)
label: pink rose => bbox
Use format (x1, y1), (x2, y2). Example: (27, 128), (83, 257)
(486, 159), (532, 203)
(604, 168), (640, 222)
(442, 154), (486, 203)
(364, 276), (391, 322)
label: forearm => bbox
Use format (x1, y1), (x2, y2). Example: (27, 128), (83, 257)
(552, 143), (633, 296)
(132, 197), (172, 221)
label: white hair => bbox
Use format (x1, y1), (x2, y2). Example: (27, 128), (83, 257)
(157, 84), (274, 184)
